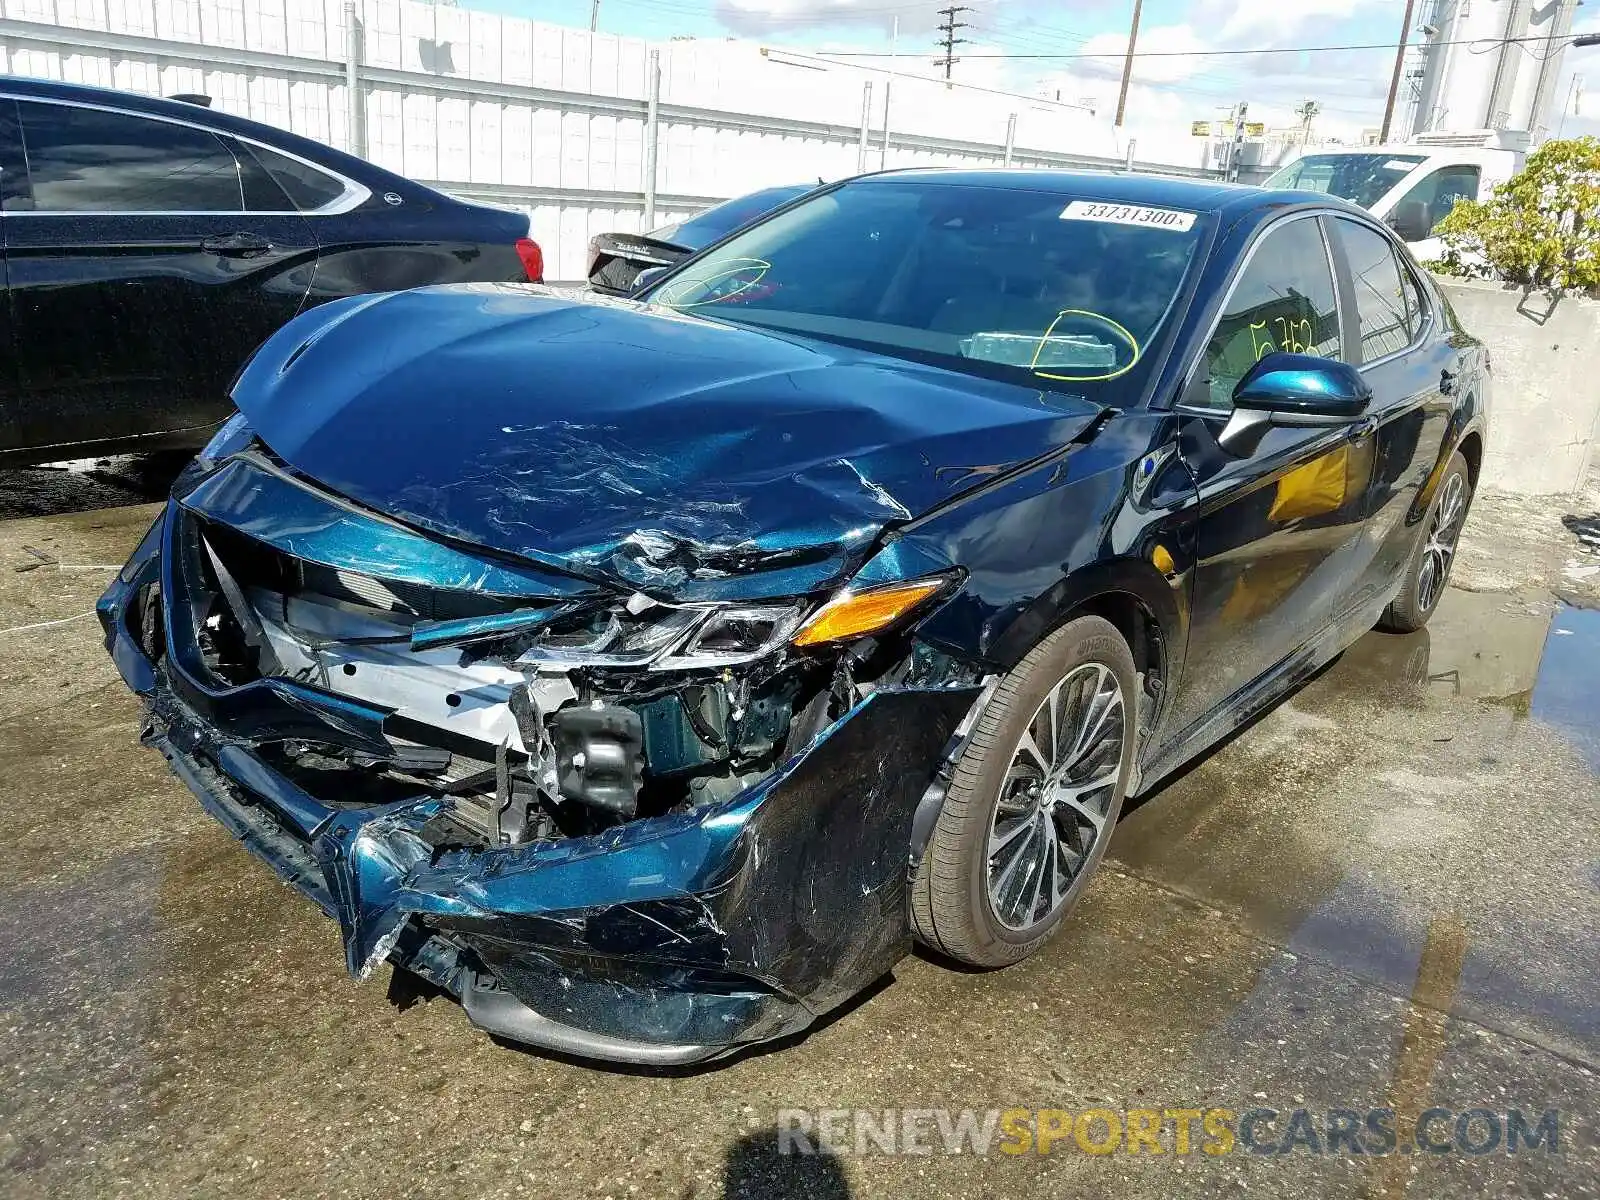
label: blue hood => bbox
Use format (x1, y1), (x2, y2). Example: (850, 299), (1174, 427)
(231, 286), (1106, 595)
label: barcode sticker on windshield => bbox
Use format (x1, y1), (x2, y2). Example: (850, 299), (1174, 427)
(1060, 201), (1196, 231)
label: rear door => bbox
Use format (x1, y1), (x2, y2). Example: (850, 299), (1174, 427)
(3, 97), (316, 455)
(1326, 216), (1453, 609)
(1166, 212), (1372, 739)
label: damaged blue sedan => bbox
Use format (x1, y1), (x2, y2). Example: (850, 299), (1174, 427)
(100, 170), (1487, 1064)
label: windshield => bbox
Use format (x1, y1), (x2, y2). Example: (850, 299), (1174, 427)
(650, 185), (813, 250)
(642, 180), (1208, 390)
(1265, 153), (1426, 208)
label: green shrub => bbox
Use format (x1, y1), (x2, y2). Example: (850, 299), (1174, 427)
(1428, 136), (1600, 295)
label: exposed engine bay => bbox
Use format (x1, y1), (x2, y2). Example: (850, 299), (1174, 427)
(173, 510), (975, 855)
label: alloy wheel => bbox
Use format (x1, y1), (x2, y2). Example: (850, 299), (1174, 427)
(1417, 472), (1468, 614)
(985, 662), (1126, 932)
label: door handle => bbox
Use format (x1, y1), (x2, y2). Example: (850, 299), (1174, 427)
(200, 232), (273, 257)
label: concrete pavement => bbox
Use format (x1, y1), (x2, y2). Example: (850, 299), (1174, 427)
(0, 472), (1595, 1199)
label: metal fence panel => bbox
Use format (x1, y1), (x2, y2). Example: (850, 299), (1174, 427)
(0, 0), (1230, 279)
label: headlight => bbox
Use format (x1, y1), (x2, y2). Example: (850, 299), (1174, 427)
(515, 577), (958, 670)
(791, 576), (955, 648)
(656, 604), (805, 670)
(517, 601), (803, 670)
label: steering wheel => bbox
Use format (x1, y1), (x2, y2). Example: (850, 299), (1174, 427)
(1028, 309), (1140, 379)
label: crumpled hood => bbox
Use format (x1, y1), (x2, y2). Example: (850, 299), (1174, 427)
(232, 286), (1106, 594)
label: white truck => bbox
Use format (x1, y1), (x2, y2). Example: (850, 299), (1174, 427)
(1261, 131), (1523, 260)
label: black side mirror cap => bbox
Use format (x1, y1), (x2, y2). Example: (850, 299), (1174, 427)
(1388, 199), (1433, 243)
(1219, 352), (1372, 456)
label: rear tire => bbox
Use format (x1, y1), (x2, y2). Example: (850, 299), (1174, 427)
(1379, 451), (1472, 633)
(910, 615), (1136, 968)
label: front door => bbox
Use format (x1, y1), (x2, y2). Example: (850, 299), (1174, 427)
(1164, 213), (1374, 740)
(3, 97), (316, 456)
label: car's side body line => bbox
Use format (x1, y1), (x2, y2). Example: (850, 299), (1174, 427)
(1134, 577), (1397, 795)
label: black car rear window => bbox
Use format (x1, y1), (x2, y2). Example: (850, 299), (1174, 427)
(14, 99), (243, 213)
(653, 186), (811, 249)
(245, 143), (348, 212)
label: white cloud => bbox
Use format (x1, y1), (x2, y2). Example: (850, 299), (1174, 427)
(1197, 0), (1392, 49)
(1073, 22), (1209, 85)
(716, 0), (973, 39)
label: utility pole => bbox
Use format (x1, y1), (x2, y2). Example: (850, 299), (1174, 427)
(1378, 0), (1417, 143)
(1114, 0), (1143, 127)
(589, 0), (599, 32)
(1559, 73), (1584, 138)
(1295, 99), (1321, 146)
(935, 6), (969, 81)
(1226, 101), (1248, 183)
(881, 14), (898, 168)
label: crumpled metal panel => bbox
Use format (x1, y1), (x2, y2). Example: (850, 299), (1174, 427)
(307, 687), (976, 1008)
(230, 286), (1106, 599)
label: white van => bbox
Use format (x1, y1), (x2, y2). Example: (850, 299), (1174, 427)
(1262, 132), (1521, 260)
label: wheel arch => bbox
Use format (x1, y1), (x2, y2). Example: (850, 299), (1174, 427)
(1456, 426), (1483, 490)
(986, 557), (1185, 721)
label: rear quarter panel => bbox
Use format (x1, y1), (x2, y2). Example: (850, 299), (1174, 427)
(303, 198), (529, 301)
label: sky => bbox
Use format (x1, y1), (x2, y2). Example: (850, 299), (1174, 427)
(462, 0), (1600, 143)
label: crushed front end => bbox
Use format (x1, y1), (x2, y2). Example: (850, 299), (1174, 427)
(99, 437), (985, 1064)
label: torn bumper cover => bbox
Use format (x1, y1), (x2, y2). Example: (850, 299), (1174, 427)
(99, 501), (979, 1065)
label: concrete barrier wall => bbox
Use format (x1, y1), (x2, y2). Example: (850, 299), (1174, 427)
(1433, 277), (1600, 498)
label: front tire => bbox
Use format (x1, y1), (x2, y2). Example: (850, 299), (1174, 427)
(1379, 451), (1473, 633)
(910, 615), (1137, 968)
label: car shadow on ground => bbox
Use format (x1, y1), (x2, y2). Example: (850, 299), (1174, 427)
(0, 453), (188, 521)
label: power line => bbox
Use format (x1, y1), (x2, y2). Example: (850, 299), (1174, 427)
(825, 34), (1589, 60)
(935, 5), (970, 80)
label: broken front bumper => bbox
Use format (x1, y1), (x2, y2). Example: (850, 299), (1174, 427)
(100, 504), (978, 1065)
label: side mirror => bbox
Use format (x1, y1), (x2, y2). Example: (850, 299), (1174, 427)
(1218, 352), (1372, 456)
(1388, 198), (1432, 243)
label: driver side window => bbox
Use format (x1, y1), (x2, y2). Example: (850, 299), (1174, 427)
(1194, 217), (1342, 412)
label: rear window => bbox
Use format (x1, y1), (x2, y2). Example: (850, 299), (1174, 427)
(653, 186), (811, 249)
(647, 180), (1208, 391)
(1333, 218), (1420, 362)
(245, 143), (348, 211)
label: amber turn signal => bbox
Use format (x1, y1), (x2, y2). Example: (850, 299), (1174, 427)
(791, 578), (950, 647)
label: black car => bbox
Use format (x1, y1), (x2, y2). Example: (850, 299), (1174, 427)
(101, 171), (1487, 1065)
(0, 77), (545, 465)
(585, 183), (814, 294)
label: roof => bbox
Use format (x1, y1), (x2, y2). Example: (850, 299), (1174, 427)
(0, 74), (410, 190)
(854, 168), (1262, 212)
(853, 167), (1385, 229)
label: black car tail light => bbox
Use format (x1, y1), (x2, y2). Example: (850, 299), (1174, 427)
(515, 237), (544, 283)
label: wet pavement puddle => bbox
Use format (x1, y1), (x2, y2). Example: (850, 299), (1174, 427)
(1534, 602), (1600, 771)
(1113, 586), (1600, 1068)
